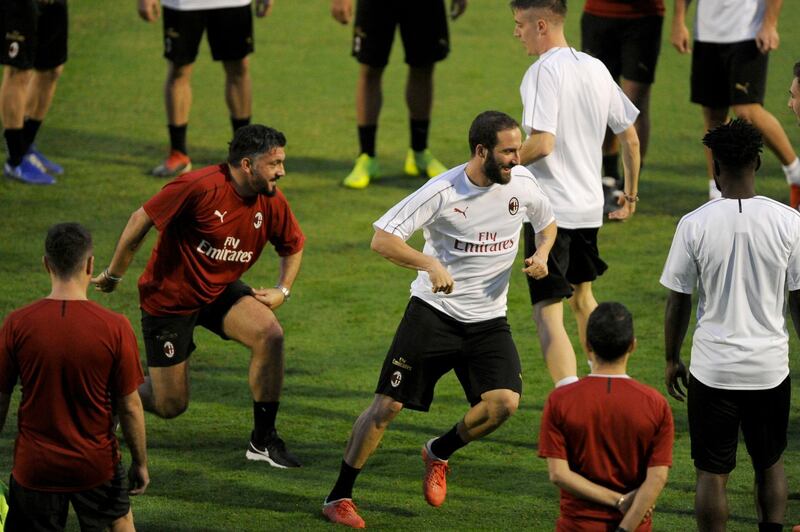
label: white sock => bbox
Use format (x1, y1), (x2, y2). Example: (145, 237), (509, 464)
(782, 158), (800, 185)
(709, 179), (722, 200)
(555, 375), (579, 388)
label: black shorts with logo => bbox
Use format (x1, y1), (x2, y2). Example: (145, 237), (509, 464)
(352, 0), (449, 68)
(5, 462), (129, 532)
(691, 40), (768, 108)
(524, 224), (608, 305)
(375, 297), (523, 412)
(0, 0), (68, 70)
(581, 13), (663, 84)
(688, 374), (790, 475)
(163, 5), (253, 67)
(141, 280), (253, 368)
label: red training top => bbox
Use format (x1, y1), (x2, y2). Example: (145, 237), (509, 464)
(139, 164), (305, 316)
(0, 299), (144, 492)
(583, 0), (664, 18)
(538, 376), (673, 529)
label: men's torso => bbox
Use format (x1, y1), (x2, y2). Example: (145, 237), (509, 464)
(583, 0), (664, 19)
(694, 0), (764, 43)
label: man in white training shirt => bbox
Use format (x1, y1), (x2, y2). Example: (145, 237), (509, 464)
(662, 120), (800, 532)
(672, 0), (800, 205)
(510, 0), (641, 387)
(321, 111), (557, 529)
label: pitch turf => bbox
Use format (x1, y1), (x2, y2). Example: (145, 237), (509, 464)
(1, 1), (800, 530)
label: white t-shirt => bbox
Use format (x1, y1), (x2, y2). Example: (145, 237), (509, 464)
(660, 197), (800, 390)
(520, 47), (639, 229)
(374, 163), (555, 323)
(162, 0), (250, 11)
(694, 0), (765, 43)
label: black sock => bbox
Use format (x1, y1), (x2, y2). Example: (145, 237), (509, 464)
(168, 124), (188, 155)
(327, 460), (361, 502)
(253, 401), (279, 443)
(757, 523), (782, 532)
(22, 118), (42, 153)
(231, 116), (251, 133)
(357, 125), (377, 157)
(410, 119), (430, 152)
(430, 424), (467, 461)
(4, 129), (25, 166)
(602, 153), (620, 180)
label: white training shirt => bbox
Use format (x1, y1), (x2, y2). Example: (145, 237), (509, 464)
(373, 163), (555, 323)
(694, 0), (765, 43)
(520, 47), (639, 229)
(162, 0), (250, 11)
(660, 197), (800, 390)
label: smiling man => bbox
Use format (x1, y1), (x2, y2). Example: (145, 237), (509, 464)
(322, 111), (557, 528)
(93, 124), (305, 469)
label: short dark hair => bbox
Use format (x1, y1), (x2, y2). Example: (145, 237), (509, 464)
(45, 222), (93, 278)
(509, 0), (567, 17)
(702, 119), (763, 173)
(228, 124), (287, 165)
(468, 111), (520, 154)
(586, 302), (634, 362)
(794, 61), (800, 82)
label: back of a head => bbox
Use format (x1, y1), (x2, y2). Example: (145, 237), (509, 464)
(586, 302), (634, 362)
(509, 0), (567, 19)
(228, 124), (286, 165)
(468, 111), (520, 154)
(702, 119), (763, 175)
(45, 222), (93, 279)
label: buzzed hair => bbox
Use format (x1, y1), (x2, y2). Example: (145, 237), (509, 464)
(702, 119), (763, 173)
(468, 111), (520, 154)
(509, 0), (567, 17)
(228, 124), (286, 166)
(45, 222), (93, 279)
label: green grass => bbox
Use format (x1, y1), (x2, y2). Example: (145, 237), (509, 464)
(1, 1), (800, 530)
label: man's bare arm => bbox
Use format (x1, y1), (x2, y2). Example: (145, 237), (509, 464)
(92, 207), (154, 292)
(520, 131), (555, 166)
(371, 229), (454, 294)
(118, 390), (149, 495)
(619, 466), (669, 530)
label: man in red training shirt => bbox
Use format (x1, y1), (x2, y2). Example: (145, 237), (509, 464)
(93, 124), (305, 468)
(0, 222), (148, 531)
(539, 302), (673, 531)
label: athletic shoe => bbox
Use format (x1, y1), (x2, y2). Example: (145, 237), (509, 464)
(422, 440), (450, 507)
(152, 149), (192, 177)
(404, 149), (447, 179)
(245, 430), (301, 468)
(0, 480), (8, 530)
(342, 153), (378, 189)
(4, 160), (55, 185)
(26, 145), (64, 175)
(322, 498), (365, 529)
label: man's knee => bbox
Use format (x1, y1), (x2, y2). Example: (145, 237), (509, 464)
(167, 62), (193, 85)
(223, 58), (249, 82)
(35, 65), (64, 84)
(255, 320), (284, 352)
(484, 391), (519, 426)
(368, 395), (403, 428)
(568, 284), (595, 313)
(151, 395), (188, 419)
(731, 103), (762, 123)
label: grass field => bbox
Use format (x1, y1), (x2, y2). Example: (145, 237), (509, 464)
(2, 1), (800, 530)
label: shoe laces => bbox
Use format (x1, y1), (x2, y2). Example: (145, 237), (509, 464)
(335, 499), (358, 517)
(426, 459), (449, 487)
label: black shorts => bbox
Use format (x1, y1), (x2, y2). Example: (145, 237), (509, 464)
(524, 224), (608, 305)
(0, 0), (68, 70)
(688, 374), (790, 475)
(352, 0), (449, 68)
(375, 297), (522, 412)
(691, 40), (768, 108)
(163, 5), (253, 67)
(141, 280), (253, 367)
(5, 462), (129, 532)
(581, 13), (663, 84)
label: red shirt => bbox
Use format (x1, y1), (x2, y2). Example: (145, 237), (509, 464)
(583, 0), (664, 18)
(139, 164), (305, 316)
(539, 375), (673, 528)
(0, 299), (144, 492)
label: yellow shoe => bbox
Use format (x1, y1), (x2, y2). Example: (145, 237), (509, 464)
(405, 149), (447, 179)
(343, 153), (378, 189)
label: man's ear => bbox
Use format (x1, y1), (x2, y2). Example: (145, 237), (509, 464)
(86, 255), (94, 276)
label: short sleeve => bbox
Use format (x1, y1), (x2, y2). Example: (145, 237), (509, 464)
(660, 217), (698, 294)
(142, 172), (199, 231)
(373, 182), (448, 241)
(606, 83), (640, 135)
(113, 317), (145, 397)
(517, 167), (555, 232)
(647, 396), (674, 467)
(538, 394), (568, 459)
(0, 316), (18, 393)
(521, 63), (559, 136)
(267, 190), (305, 256)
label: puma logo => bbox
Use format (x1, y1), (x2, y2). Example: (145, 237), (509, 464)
(735, 82), (750, 95)
(454, 206), (468, 218)
(214, 210), (227, 223)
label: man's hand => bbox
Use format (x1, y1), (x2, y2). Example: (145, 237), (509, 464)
(128, 461), (149, 495)
(755, 23), (779, 54)
(608, 196), (636, 221)
(522, 254), (548, 280)
(427, 261), (454, 294)
(252, 287), (285, 309)
(137, 0), (160, 22)
(255, 0), (273, 18)
(331, 0), (352, 24)
(450, 0), (467, 20)
(665, 358), (688, 401)
(671, 21), (691, 54)
(91, 269), (122, 293)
